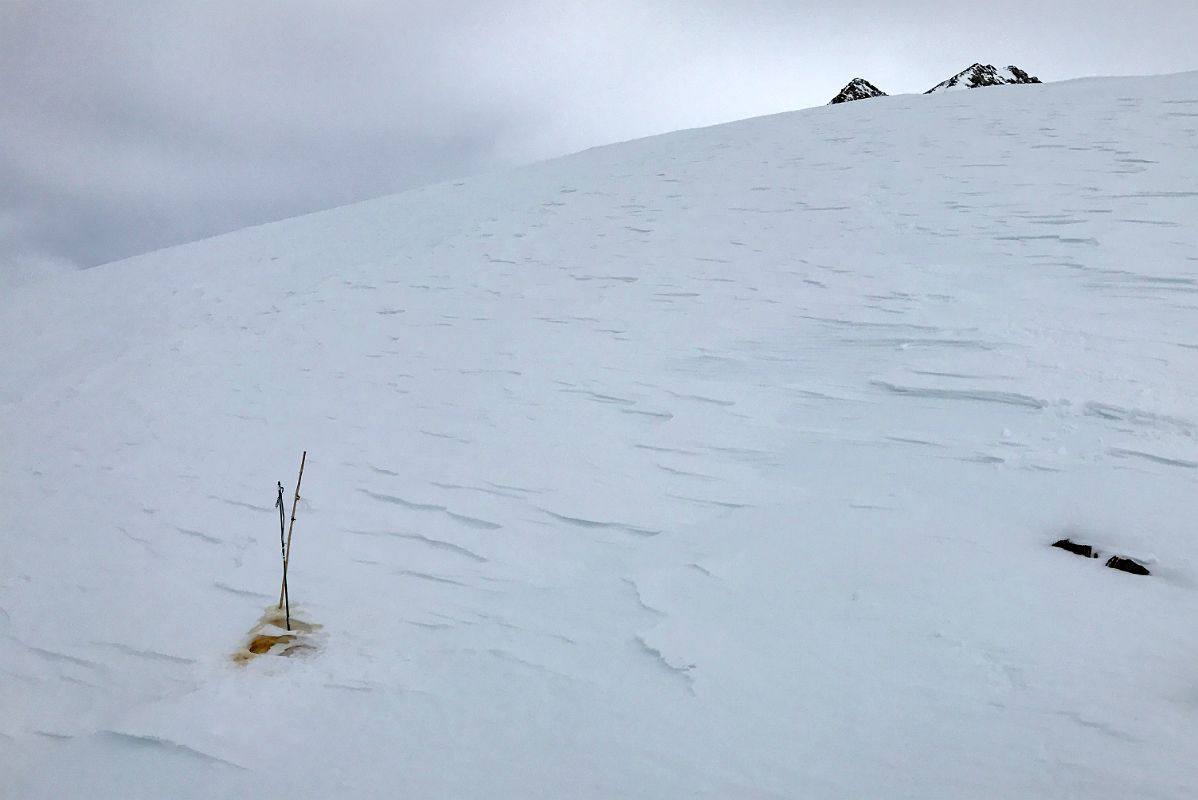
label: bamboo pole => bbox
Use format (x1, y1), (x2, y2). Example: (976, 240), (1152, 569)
(279, 451), (307, 613)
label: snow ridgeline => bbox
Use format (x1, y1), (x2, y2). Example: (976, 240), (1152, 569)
(829, 62), (1042, 104)
(2, 70), (1198, 798)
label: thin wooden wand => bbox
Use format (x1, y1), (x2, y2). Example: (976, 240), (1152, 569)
(279, 451), (307, 619)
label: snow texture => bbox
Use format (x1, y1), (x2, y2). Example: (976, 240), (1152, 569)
(3, 70), (1198, 799)
(926, 63), (1043, 93)
(828, 78), (888, 104)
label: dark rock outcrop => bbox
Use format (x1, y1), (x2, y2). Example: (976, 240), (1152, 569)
(1051, 538), (1152, 576)
(1105, 555), (1151, 576)
(1052, 538), (1097, 558)
(828, 78), (888, 105)
(925, 63), (1042, 94)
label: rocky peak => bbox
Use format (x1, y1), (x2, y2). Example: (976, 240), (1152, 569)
(828, 78), (888, 105)
(925, 63), (1042, 94)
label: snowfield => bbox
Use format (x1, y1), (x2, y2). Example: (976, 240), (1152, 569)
(3, 72), (1198, 798)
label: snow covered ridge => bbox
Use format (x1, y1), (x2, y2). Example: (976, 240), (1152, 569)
(827, 77), (888, 104)
(3, 70), (1198, 798)
(925, 63), (1042, 93)
(828, 63), (1042, 103)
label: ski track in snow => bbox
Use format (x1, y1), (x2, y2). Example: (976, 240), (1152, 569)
(2, 72), (1198, 798)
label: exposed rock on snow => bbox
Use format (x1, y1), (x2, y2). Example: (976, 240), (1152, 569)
(1106, 556), (1151, 576)
(926, 63), (1042, 93)
(828, 78), (888, 104)
(1052, 538), (1098, 558)
(1052, 539), (1153, 576)
(827, 65), (1040, 108)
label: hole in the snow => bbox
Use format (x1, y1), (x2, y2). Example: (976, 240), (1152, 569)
(231, 607), (322, 664)
(247, 633), (296, 654)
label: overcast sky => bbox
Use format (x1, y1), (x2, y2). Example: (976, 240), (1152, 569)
(3, 1), (1196, 284)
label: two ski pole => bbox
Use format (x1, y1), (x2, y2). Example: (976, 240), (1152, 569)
(278, 451), (307, 631)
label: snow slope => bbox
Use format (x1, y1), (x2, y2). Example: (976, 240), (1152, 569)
(3, 71), (1198, 799)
